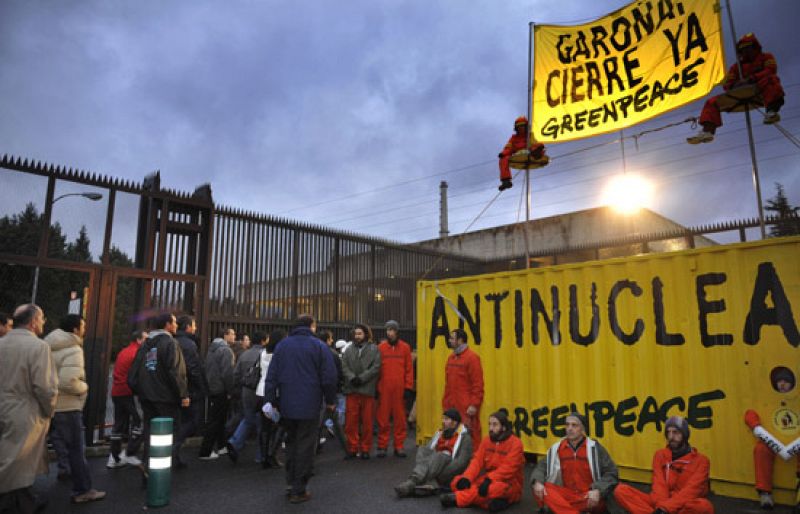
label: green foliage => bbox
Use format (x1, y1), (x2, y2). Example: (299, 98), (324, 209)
(765, 183), (800, 237)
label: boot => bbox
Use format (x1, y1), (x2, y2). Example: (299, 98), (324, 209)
(764, 110), (781, 124)
(686, 129), (714, 144)
(759, 491), (774, 510)
(498, 179), (513, 191)
(488, 498), (510, 512)
(440, 493), (457, 508)
(394, 479), (417, 498)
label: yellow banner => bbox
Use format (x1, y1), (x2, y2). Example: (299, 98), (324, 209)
(417, 238), (800, 502)
(532, 0), (725, 143)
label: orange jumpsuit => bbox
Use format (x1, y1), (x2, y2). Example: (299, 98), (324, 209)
(698, 34), (784, 129)
(376, 339), (413, 451)
(614, 447), (714, 514)
(745, 409), (800, 493)
(450, 433), (525, 509)
(498, 133), (545, 181)
(542, 439), (607, 514)
(442, 347), (484, 447)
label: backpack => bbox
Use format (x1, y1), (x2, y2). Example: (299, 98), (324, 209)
(241, 352), (262, 390)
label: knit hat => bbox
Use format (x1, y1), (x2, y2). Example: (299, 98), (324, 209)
(665, 415), (690, 441)
(490, 408), (512, 431)
(385, 320), (399, 331)
(443, 408), (461, 424)
(771, 367), (795, 390)
(566, 412), (588, 431)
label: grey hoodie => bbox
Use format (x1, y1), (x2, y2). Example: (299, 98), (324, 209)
(205, 338), (234, 396)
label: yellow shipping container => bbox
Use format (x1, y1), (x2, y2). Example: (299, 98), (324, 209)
(417, 237), (799, 503)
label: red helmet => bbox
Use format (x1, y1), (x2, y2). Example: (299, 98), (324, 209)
(514, 116), (528, 127)
(736, 33), (761, 53)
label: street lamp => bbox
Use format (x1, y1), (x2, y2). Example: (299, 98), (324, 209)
(31, 191), (104, 303)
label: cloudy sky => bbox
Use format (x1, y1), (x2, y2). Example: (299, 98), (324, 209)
(1, 0), (799, 256)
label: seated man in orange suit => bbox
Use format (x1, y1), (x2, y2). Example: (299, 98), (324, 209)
(614, 416), (714, 514)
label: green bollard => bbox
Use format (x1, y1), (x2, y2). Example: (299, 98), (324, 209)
(147, 417), (173, 508)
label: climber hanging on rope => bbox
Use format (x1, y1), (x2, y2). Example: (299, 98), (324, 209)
(497, 116), (548, 191)
(687, 33), (785, 144)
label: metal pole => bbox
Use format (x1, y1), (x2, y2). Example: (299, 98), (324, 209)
(725, 0), (766, 238)
(147, 417), (174, 507)
(525, 22), (535, 269)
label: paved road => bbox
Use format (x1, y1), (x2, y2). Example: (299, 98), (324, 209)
(32, 433), (794, 513)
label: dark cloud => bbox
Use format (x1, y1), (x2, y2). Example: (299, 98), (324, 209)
(1, 0), (798, 244)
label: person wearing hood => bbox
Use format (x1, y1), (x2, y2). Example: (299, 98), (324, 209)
(497, 116), (547, 191)
(531, 412), (619, 513)
(395, 408), (473, 499)
(614, 416), (713, 514)
(687, 33), (784, 144)
(173, 315), (207, 467)
(376, 320), (413, 458)
(46, 314), (106, 504)
(0, 304), (58, 513)
(199, 327), (235, 460)
(127, 312), (188, 479)
(341, 323), (382, 459)
(442, 329), (484, 449)
(440, 409), (525, 512)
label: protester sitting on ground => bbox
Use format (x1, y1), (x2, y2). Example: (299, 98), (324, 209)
(440, 409), (525, 512)
(530, 412), (619, 514)
(614, 416), (714, 514)
(394, 408), (472, 499)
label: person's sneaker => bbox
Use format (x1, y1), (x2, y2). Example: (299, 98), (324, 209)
(440, 492), (457, 508)
(288, 491), (311, 504)
(759, 491), (774, 510)
(376, 448), (387, 458)
(394, 479), (416, 498)
(498, 179), (513, 191)
(763, 110), (781, 124)
(216, 446), (228, 456)
(106, 454), (125, 469)
(686, 130), (714, 144)
(394, 449), (407, 458)
(225, 442), (238, 463)
(198, 451), (219, 461)
(71, 489), (106, 504)
(120, 450), (141, 467)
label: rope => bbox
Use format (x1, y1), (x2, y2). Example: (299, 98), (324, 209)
(754, 107), (800, 149)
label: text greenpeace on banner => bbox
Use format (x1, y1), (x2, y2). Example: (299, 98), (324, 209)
(532, 0), (724, 143)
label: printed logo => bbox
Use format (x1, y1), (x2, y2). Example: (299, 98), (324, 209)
(773, 408), (799, 436)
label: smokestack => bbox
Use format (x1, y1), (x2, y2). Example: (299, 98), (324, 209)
(439, 181), (449, 238)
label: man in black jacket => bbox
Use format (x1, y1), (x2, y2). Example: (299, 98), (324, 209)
(128, 313), (189, 474)
(173, 315), (207, 468)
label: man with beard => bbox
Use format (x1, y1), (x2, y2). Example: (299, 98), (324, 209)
(442, 329), (484, 449)
(440, 409), (524, 512)
(395, 408), (472, 499)
(531, 413), (619, 513)
(614, 416), (713, 514)
(341, 324), (381, 459)
(376, 320), (413, 458)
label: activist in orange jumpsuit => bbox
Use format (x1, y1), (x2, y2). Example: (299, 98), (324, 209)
(442, 329), (484, 449)
(440, 409), (525, 512)
(743, 367), (799, 510)
(531, 413), (619, 514)
(376, 320), (413, 457)
(687, 33), (784, 144)
(615, 416), (714, 514)
(497, 116), (546, 191)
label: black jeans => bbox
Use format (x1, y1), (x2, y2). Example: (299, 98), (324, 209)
(0, 488), (36, 514)
(174, 395), (203, 460)
(141, 400), (180, 470)
(110, 395), (143, 459)
(283, 417), (320, 495)
(200, 394), (229, 457)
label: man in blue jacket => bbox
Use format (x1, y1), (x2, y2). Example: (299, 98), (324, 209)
(265, 314), (337, 504)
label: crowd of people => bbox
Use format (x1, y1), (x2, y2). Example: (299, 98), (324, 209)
(0, 304), (794, 513)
